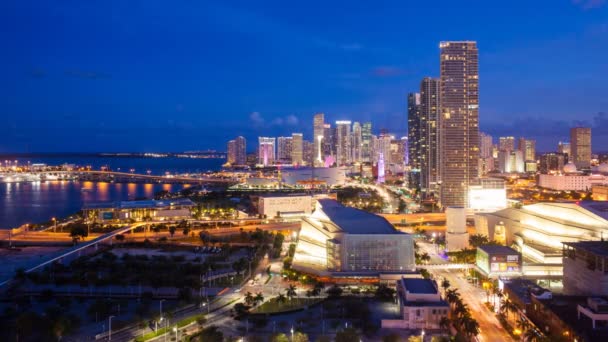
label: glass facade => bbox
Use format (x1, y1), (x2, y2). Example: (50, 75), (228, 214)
(342, 234), (414, 272)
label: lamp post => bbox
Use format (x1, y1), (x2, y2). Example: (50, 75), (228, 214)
(52, 217), (57, 232)
(290, 325), (294, 341)
(172, 327), (178, 341)
(160, 299), (165, 320)
(421, 329), (425, 342)
(109, 315), (115, 341)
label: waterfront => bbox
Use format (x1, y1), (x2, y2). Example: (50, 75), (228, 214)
(0, 181), (188, 229)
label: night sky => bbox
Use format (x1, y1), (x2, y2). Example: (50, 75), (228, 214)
(1, 0), (607, 153)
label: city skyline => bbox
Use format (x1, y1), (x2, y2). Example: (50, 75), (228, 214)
(1, 1), (608, 152)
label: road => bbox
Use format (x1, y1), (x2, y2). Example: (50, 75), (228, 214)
(417, 241), (513, 342)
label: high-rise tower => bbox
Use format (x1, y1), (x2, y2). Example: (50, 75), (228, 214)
(313, 113), (325, 166)
(420, 77), (441, 196)
(570, 127), (591, 169)
(439, 41), (479, 208)
(335, 121), (352, 166)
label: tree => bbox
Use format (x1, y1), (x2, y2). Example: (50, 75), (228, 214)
(293, 331), (310, 342)
(270, 333), (290, 342)
(462, 317), (480, 337)
(115, 234), (125, 243)
(287, 284), (297, 301)
(254, 292), (264, 306)
(327, 285), (343, 298)
(169, 226), (176, 237)
(183, 227), (190, 236)
(439, 316), (451, 333)
(408, 337), (422, 342)
(196, 325), (223, 342)
(382, 333), (402, 342)
(469, 234), (490, 247)
(312, 282), (324, 296)
(335, 327), (360, 342)
(70, 225), (88, 243)
(233, 303), (250, 317)
(277, 293), (287, 304)
(441, 277), (451, 294)
(445, 289), (461, 306)
(375, 284), (396, 301)
(245, 292), (255, 306)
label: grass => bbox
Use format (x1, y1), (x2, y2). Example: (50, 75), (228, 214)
(252, 297), (323, 314)
(133, 313), (206, 342)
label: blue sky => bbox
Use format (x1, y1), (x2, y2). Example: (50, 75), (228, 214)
(1, 0), (607, 152)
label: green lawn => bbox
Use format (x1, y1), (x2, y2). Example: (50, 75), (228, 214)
(252, 297), (323, 314)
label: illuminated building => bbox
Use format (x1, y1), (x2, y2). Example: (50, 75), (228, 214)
(323, 123), (333, 160)
(445, 207), (469, 251)
(227, 136), (246, 166)
(281, 167), (346, 187)
(361, 122), (372, 162)
(477, 202), (608, 266)
(313, 113), (325, 166)
(499, 136), (515, 152)
(257, 194), (312, 218)
(439, 41), (479, 208)
(291, 133), (303, 165)
(467, 178), (507, 213)
(83, 198), (195, 222)
(571, 127), (592, 169)
(476, 245), (522, 278)
(479, 132), (495, 175)
(335, 121), (352, 166)
(420, 77), (441, 196)
(292, 199), (415, 277)
(381, 278), (449, 329)
(303, 140), (314, 166)
(352, 122), (362, 163)
(258, 137), (276, 166)
(377, 152), (385, 183)
(593, 185), (608, 201)
(540, 152), (566, 173)
(498, 150), (524, 173)
(277, 136), (293, 164)
(227, 140), (236, 165)
(407, 92), (421, 170)
(538, 163), (608, 191)
(558, 141), (571, 162)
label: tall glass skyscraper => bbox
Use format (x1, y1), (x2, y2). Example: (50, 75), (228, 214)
(313, 113), (325, 166)
(439, 41), (479, 208)
(570, 127), (591, 169)
(420, 77), (441, 196)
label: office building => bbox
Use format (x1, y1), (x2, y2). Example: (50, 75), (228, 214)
(439, 41), (479, 208)
(563, 241), (608, 296)
(227, 139), (236, 165)
(257, 194), (313, 218)
(382, 278), (449, 330)
(480, 132), (493, 158)
(83, 198), (195, 223)
(593, 185), (608, 201)
(258, 137), (276, 166)
(468, 178), (507, 213)
(313, 113), (325, 166)
(407, 92), (421, 169)
(361, 122), (372, 162)
(538, 173), (608, 191)
(292, 199), (415, 277)
(540, 153), (566, 173)
(226, 136), (246, 166)
(303, 140), (314, 166)
(559, 141), (571, 162)
(352, 122), (362, 163)
(571, 127), (592, 169)
(498, 150), (524, 173)
(335, 121), (352, 166)
(446, 207), (469, 251)
(499, 136), (515, 152)
(291, 133), (303, 165)
(374, 131), (393, 165)
(277, 136), (293, 163)
(420, 77), (441, 195)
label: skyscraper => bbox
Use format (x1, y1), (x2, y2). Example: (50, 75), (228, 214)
(322, 123), (333, 159)
(335, 121), (352, 166)
(570, 127), (592, 168)
(439, 41), (479, 208)
(277, 136), (293, 163)
(361, 122), (372, 162)
(303, 140), (314, 166)
(352, 122), (362, 163)
(479, 133), (493, 158)
(258, 137), (276, 166)
(407, 92), (421, 169)
(227, 136), (246, 166)
(420, 77), (441, 195)
(313, 113), (325, 166)
(499, 137), (515, 152)
(291, 133), (303, 165)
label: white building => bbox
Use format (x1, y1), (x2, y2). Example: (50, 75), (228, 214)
(468, 178), (507, 213)
(281, 167), (347, 187)
(382, 278), (449, 329)
(538, 173), (608, 191)
(446, 207), (469, 251)
(258, 194), (312, 218)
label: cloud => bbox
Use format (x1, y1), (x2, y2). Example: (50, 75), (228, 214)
(65, 70), (111, 80)
(572, 0), (606, 9)
(250, 112), (299, 127)
(371, 66), (407, 77)
(250, 111), (264, 126)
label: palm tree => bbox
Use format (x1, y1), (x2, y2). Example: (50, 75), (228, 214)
(245, 291), (255, 306)
(439, 316), (451, 334)
(277, 293), (287, 304)
(287, 284), (297, 302)
(254, 292), (264, 306)
(501, 298), (518, 320)
(445, 289), (461, 307)
(441, 278), (451, 296)
(462, 317), (480, 338)
(495, 289), (504, 310)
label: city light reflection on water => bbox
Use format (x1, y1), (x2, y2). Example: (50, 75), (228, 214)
(0, 181), (185, 229)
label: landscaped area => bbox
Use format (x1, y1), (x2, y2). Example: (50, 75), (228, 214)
(253, 296), (323, 314)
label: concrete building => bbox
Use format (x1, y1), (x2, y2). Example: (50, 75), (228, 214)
(445, 207), (469, 251)
(322, 123), (333, 161)
(540, 153), (566, 173)
(291, 133), (303, 166)
(257, 194), (312, 218)
(382, 278), (449, 330)
(227, 136), (247, 166)
(313, 113), (325, 166)
(499, 136), (515, 152)
(593, 185), (608, 201)
(361, 122), (372, 162)
(335, 121), (352, 166)
(439, 41), (479, 208)
(498, 150), (524, 173)
(303, 140), (314, 166)
(563, 241), (608, 296)
(83, 198), (195, 222)
(258, 137), (276, 166)
(420, 77), (441, 196)
(277, 136), (293, 164)
(407, 92), (422, 170)
(352, 122), (362, 163)
(281, 167), (346, 187)
(292, 199), (415, 277)
(476, 245), (522, 278)
(559, 141), (571, 162)
(468, 178), (507, 213)
(571, 127), (592, 169)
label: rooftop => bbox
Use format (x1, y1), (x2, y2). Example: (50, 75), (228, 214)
(563, 241), (608, 257)
(316, 199), (399, 234)
(83, 198), (195, 210)
(402, 278), (438, 294)
(478, 245), (520, 255)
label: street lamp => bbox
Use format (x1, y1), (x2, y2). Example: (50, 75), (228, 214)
(52, 217), (57, 232)
(290, 325), (294, 341)
(109, 315), (115, 341)
(172, 326), (178, 341)
(159, 299), (166, 322)
(421, 329), (425, 342)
